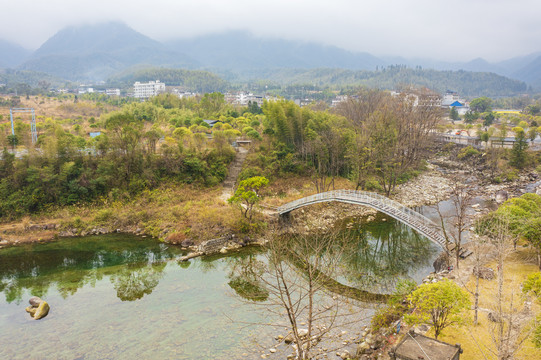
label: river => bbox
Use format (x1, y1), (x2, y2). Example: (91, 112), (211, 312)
(0, 216), (440, 359)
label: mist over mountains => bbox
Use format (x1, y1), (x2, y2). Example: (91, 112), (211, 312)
(1, 21), (541, 92)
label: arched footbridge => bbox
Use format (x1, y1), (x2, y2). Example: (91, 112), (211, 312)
(277, 190), (446, 249)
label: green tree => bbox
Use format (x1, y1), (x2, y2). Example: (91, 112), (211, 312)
(464, 110), (479, 124)
(510, 127), (528, 169)
(485, 193), (541, 267)
(524, 104), (540, 116)
(480, 131), (490, 147)
(483, 111), (495, 127)
(528, 127), (538, 143)
(470, 96), (493, 113)
(228, 176), (269, 221)
(449, 106), (459, 121)
(405, 279), (471, 339)
(523, 272), (541, 300)
(7, 134), (18, 151)
(199, 92), (225, 117)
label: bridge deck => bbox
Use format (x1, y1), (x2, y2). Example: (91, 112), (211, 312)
(277, 190), (446, 248)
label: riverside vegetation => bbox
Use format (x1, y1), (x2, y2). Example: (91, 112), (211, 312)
(0, 88), (441, 242)
(3, 88), (541, 359)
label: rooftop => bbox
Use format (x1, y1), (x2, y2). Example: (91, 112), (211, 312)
(390, 331), (461, 360)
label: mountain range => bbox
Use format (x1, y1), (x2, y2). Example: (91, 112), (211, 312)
(1, 21), (541, 91)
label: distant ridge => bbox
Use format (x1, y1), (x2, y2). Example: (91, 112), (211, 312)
(0, 39), (31, 68)
(166, 30), (386, 71)
(20, 22), (195, 81)
(2, 22), (540, 93)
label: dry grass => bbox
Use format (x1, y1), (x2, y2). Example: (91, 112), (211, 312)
(0, 182), (247, 244)
(436, 248), (541, 360)
(0, 95), (116, 120)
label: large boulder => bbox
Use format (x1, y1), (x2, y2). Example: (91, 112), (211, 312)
(25, 297), (50, 320)
(433, 252), (449, 273)
(33, 301), (50, 320)
(25, 306), (37, 317)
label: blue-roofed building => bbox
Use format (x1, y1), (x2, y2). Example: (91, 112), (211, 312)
(89, 132), (102, 138)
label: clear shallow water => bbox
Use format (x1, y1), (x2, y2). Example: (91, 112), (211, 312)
(0, 218), (440, 360)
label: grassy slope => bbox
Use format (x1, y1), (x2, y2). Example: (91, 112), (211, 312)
(434, 248), (541, 359)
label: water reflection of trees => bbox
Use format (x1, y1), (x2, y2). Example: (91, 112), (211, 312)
(224, 250), (269, 302)
(110, 263), (166, 301)
(0, 236), (182, 303)
(222, 216), (438, 301)
(339, 215), (437, 293)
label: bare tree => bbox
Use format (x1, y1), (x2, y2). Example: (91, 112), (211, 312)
(478, 216), (534, 360)
(336, 88), (441, 195)
(235, 230), (368, 359)
(434, 177), (475, 269)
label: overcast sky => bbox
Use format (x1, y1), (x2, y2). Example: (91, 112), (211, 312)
(2, 0), (541, 62)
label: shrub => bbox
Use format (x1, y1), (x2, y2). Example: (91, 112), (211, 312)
(457, 145), (480, 159)
(365, 178), (383, 192)
(94, 208), (114, 223)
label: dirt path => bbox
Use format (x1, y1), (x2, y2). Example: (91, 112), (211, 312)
(220, 146), (248, 202)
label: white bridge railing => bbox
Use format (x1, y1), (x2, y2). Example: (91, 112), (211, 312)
(277, 190), (446, 248)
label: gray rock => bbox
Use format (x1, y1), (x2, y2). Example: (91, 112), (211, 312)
(495, 190), (508, 204)
(29, 296), (43, 307)
(433, 252), (449, 272)
(284, 333), (294, 344)
(180, 239), (194, 248)
(356, 342), (371, 356)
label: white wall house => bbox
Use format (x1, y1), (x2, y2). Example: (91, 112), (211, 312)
(133, 80), (165, 99)
(106, 88), (121, 96)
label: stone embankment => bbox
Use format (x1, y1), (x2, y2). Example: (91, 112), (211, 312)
(178, 234), (266, 261)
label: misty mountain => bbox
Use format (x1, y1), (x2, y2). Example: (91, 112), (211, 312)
(19, 22), (195, 81)
(0, 40), (31, 68)
(512, 55), (541, 89)
(166, 31), (386, 71)
(5, 22), (541, 94)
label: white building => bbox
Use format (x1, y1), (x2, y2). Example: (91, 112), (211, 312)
(224, 92), (265, 107)
(331, 95), (348, 107)
(133, 80), (166, 99)
(106, 88), (121, 96)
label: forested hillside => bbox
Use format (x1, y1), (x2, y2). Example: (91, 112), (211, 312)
(237, 66), (528, 97)
(108, 68), (229, 93)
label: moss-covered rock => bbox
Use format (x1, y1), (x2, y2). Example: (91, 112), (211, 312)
(33, 301), (50, 320)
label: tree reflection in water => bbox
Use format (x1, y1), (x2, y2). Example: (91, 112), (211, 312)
(0, 235), (183, 303)
(224, 214), (438, 301)
(110, 263), (166, 301)
(224, 250), (269, 302)
(339, 214), (437, 294)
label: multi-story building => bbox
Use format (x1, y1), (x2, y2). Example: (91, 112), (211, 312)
(224, 92), (265, 107)
(133, 80), (165, 99)
(106, 89), (121, 96)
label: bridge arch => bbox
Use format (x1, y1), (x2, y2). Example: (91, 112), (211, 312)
(277, 190), (446, 249)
